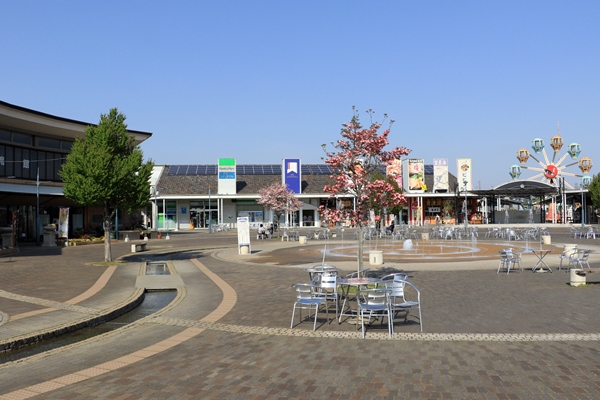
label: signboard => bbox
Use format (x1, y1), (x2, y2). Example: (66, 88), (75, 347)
(283, 158), (301, 194)
(386, 159), (402, 189)
(402, 159), (425, 193)
(237, 216), (251, 255)
(457, 158), (472, 191)
(433, 158), (449, 192)
(218, 158), (237, 195)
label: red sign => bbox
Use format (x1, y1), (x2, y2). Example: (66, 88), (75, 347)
(544, 164), (558, 179)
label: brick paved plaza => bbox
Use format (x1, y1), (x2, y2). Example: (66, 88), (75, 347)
(0, 227), (599, 399)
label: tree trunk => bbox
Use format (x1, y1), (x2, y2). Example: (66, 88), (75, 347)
(103, 206), (114, 263)
(357, 225), (363, 273)
(104, 227), (112, 262)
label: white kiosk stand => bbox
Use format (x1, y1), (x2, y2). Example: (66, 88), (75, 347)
(237, 217), (251, 255)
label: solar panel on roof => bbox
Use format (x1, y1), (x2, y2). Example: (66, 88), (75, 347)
(317, 165), (332, 174)
(167, 163), (440, 177)
(167, 165), (183, 175)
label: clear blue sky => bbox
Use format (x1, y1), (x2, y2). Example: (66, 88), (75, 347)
(2, 1), (599, 190)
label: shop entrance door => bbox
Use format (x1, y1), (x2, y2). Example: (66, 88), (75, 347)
(190, 209), (218, 229)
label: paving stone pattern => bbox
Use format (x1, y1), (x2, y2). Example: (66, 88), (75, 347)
(0, 228), (599, 399)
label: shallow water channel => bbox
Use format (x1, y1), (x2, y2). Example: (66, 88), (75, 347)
(0, 290), (177, 364)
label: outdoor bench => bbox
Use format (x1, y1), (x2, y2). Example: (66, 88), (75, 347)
(131, 242), (147, 253)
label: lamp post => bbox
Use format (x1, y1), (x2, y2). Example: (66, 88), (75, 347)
(581, 184), (586, 229)
(453, 182), (459, 225)
(36, 167), (40, 246)
(463, 180), (468, 229)
(153, 187), (159, 230)
(208, 185), (212, 234)
(580, 175), (593, 228)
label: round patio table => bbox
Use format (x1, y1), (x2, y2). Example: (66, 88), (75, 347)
(304, 264), (339, 281)
(531, 249), (552, 273)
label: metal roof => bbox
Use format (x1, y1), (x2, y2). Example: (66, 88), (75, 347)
(472, 180), (559, 197)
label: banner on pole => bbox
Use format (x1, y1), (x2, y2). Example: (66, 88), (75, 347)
(58, 208), (69, 239)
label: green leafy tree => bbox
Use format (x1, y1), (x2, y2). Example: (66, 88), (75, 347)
(60, 108), (154, 262)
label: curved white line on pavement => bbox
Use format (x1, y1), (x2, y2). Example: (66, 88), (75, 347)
(0, 259), (236, 400)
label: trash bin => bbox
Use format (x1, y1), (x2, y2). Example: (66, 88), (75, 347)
(298, 235), (307, 244)
(563, 244), (577, 259)
(541, 235), (551, 245)
(570, 269), (586, 286)
(369, 250), (384, 265)
(239, 245), (250, 255)
(421, 233), (430, 241)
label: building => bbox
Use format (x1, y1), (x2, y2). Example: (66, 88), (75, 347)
(152, 163), (460, 230)
(0, 101), (152, 243)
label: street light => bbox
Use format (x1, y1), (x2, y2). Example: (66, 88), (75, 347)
(208, 185), (212, 234)
(463, 180), (468, 229)
(580, 175), (592, 228)
(153, 187), (159, 230)
(36, 167), (40, 246)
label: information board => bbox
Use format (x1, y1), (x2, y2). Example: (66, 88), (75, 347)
(237, 216), (251, 255)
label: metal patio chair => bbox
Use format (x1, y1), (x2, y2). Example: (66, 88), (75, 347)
(570, 249), (591, 269)
(382, 279), (423, 332)
(290, 283), (328, 330)
(312, 272), (340, 321)
(356, 288), (393, 338)
(497, 250), (519, 274)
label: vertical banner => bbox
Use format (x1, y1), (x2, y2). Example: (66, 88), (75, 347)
(433, 158), (449, 192)
(58, 207), (69, 239)
(457, 158), (472, 191)
(218, 158), (236, 195)
(402, 159), (425, 193)
(282, 158), (301, 194)
(386, 159), (403, 189)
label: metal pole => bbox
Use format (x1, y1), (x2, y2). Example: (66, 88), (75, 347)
(208, 186), (212, 234)
(36, 167), (40, 246)
(581, 186), (585, 229)
(464, 192), (468, 229)
(153, 191), (157, 229)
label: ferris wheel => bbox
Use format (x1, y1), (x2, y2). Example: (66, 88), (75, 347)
(509, 124), (593, 189)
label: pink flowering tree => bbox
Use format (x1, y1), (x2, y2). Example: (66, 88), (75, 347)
(320, 108), (410, 271)
(258, 183), (303, 228)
